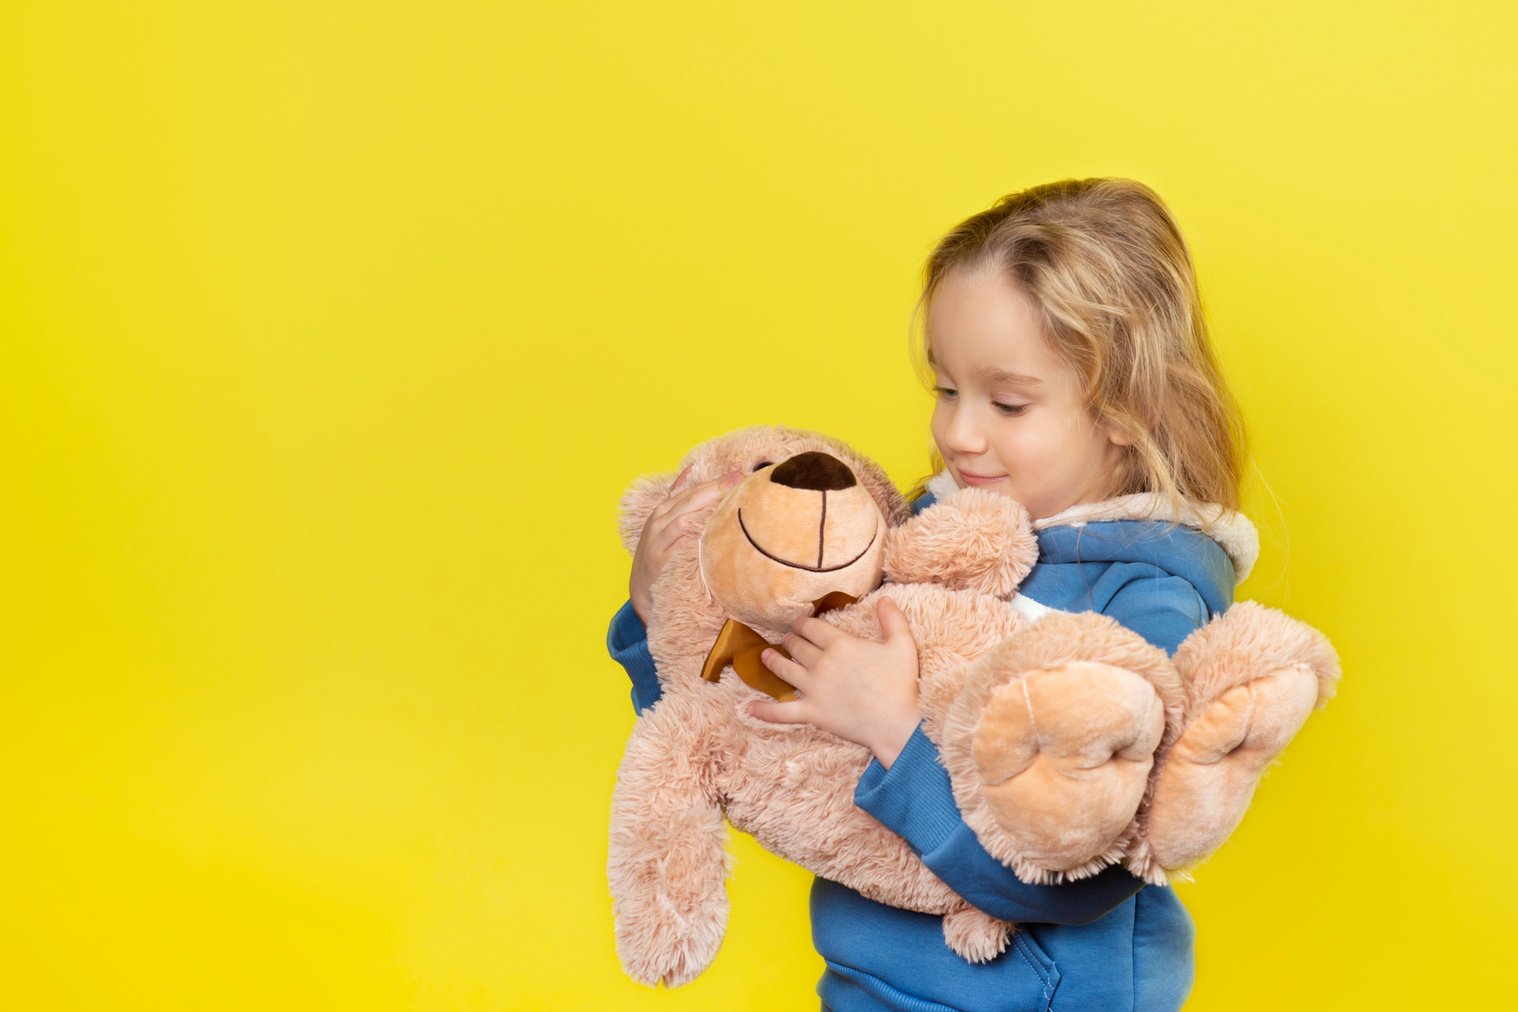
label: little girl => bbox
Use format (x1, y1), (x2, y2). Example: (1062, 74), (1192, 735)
(609, 177), (1252, 1011)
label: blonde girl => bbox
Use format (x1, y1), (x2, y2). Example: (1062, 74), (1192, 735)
(611, 178), (1254, 1011)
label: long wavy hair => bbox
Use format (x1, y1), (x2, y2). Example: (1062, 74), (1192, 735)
(910, 177), (1246, 514)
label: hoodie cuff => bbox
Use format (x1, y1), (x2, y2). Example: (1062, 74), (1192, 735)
(854, 723), (964, 855)
(607, 600), (661, 714)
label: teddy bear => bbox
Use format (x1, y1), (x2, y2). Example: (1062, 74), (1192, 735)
(608, 426), (1339, 988)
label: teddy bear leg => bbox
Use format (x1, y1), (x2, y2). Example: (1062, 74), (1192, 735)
(609, 699), (732, 988)
(970, 660), (1166, 881)
(940, 903), (1013, 963)
(1138, 602), (1340, 876)
(938, 612), (1184, 884)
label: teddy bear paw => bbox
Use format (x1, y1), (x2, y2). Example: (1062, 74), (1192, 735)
(882, 487), (1039, 597)
(609, 802), (731, 988)
(940, 904), (1012, 963)
(1145, 662), (1320, 872)
(614, 903), (727, 989)
(968, 661), (1167, 880)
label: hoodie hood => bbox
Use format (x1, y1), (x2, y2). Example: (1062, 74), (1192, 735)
(920, 470), (1256, 630)
(923, 470), (1257, 585)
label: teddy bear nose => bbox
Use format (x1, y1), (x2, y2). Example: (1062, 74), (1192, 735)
(769, 451), (858, 491)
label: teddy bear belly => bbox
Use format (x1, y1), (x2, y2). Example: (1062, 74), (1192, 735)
(703, 586), (1025, 912)
(718, 736), (964, 913)
(864, 583), (1027, 731)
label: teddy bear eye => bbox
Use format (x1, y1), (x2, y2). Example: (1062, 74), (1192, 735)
(751, 460), (774, 472)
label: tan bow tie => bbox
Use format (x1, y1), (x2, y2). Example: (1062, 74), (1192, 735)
(699, 592), (859, 701)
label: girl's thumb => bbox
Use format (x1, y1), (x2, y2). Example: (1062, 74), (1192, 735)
(878, 597), (912, 643)
(747, 698), (802, 724)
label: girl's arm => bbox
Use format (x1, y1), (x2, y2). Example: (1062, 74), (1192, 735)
(608, 600), (662, 714)
(854, 726), (1145, 925)
(751, 601), (1147, 925)
(856, 565), (1216, 924)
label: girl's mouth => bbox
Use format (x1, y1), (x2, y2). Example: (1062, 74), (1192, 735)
(957, 470), (1005, 486)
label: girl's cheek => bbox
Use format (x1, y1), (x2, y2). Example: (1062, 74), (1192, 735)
(928, 418), (950, 457)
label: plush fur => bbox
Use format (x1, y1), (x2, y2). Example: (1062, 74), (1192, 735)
(608, 427), (1340, 987)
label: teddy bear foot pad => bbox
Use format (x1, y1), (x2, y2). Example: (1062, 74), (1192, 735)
(972, 661), (1167, 878)
(1145, 663), (1319, 871)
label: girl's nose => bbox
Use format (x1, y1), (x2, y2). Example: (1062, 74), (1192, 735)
(942, 404), (986, 454)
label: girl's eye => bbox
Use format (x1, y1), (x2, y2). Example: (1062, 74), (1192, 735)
(933, 386), (958, 400)
(993, 402), (1028, 416)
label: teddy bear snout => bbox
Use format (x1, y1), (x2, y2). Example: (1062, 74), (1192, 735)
(769, 451), (858, 492)
(694, 443), (888, 630)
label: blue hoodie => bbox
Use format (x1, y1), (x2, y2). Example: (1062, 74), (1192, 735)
(607, 481), (1255, 1011)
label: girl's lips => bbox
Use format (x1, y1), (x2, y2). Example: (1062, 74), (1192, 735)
(957, 470), (1005, 486)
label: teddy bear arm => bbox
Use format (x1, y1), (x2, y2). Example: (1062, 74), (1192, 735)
(1132, 601), (1341, 880)
(883, 489), (1039, 598)
(608, 698), (731, 988)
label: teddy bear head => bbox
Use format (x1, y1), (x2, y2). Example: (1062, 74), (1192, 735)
(700, 449), (891, 628)
(620, 427), (911, 638)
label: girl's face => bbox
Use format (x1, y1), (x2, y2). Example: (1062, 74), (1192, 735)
(927, 267), (1130, 520)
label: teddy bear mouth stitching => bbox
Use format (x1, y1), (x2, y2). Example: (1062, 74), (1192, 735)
(736, 504), (879, 573)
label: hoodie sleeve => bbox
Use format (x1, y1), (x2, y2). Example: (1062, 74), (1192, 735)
(855, 724), (1146, 924)
(607, 599), (662, 714)
(1095, 562), (1212, 655)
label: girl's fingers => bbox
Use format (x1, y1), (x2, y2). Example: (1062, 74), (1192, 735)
(760, 647), (810, 689)
(690, 468), (743, 501)
(651, 479), (708, 520)
(747, 697), (808, 725)
(645, 487), (717, 547)
(655, 477), (724, 522)
(651, 510), (700, 554)
(781, 633), (822, 668)
(681, 483), (726, 513)
(649, 470), (742, 544)
(790, 615), (844, 648)
(634, 465), (747, 600)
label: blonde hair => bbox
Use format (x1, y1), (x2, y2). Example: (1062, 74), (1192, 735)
(912, 177), (1246, 513)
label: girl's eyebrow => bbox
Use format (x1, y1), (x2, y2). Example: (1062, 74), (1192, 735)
(979, 365), (1042, 387)
(927, 348), (1041, 387)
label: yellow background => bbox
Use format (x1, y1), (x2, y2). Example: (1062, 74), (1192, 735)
(4, 1), (1514, 1008)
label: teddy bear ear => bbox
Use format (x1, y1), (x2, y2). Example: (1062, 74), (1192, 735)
(618, 471), (679, 554)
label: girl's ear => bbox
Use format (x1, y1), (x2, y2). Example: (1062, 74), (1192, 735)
(1100, 411), (1141, 449)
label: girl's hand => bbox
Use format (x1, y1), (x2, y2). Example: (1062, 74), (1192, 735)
(749, 597), (922, 768)
(629, 466), (742, 624)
